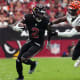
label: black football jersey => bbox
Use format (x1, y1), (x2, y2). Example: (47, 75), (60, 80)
(22, 14), (50, 44)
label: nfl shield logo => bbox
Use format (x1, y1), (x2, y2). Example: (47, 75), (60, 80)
(50, 43), (60, 54)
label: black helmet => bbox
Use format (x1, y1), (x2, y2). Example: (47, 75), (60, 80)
(33, 4), (46, 20)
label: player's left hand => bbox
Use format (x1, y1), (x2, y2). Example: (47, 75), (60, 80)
(52, 31), (58, 36)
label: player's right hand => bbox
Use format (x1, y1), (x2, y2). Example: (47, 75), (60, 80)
(12, 25), (24, 32)
(12, 22), (25, 32)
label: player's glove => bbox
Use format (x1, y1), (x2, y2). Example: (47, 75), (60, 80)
(9, 22), (25, 32)
(51, 31), (58, 36)
(12, 25), (24, 32)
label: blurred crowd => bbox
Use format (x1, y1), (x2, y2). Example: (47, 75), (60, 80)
(0, 0), (74, 28)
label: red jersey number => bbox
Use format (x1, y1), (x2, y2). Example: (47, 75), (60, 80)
(31, 27), (39, 38)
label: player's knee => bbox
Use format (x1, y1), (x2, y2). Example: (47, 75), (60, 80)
(16, 58), (22, 63)
(21, 56), (28, 62)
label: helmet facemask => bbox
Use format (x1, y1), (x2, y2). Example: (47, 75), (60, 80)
(68, 1), (80, 16)
(68, 8), (78, 16)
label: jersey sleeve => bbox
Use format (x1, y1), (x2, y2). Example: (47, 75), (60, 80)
(72, 15), (80, 27)
(21, 14), (29, 24)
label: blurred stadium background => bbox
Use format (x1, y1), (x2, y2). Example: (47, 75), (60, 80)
(0, 0), (80, 80)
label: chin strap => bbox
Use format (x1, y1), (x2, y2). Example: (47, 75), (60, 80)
(57, 28), (80, 37)
(36, 18), (42, 22)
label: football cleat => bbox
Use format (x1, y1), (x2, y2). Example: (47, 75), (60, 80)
(28, 61), (38, 74)
(16, 78), (24, 80)
(74, 60), (80, 67)
(16, 77), (24, 80)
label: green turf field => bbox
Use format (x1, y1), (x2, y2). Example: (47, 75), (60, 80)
(0, 57), (80, 80)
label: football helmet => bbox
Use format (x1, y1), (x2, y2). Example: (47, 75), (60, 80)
(68, 1), (80, 16)
(33, 4), (46, 21)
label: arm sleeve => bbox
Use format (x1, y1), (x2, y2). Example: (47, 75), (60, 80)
(47, 22), (53, 42)
(47, 22), (57, 41)
(57, 28), (80, 37)
(47, 29), (52, 42)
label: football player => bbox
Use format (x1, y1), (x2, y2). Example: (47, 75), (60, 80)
(47, 1), (80, 68)
(11, 4), (54, 80)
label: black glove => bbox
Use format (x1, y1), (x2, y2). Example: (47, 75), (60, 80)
(51, 31), (58, 36)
